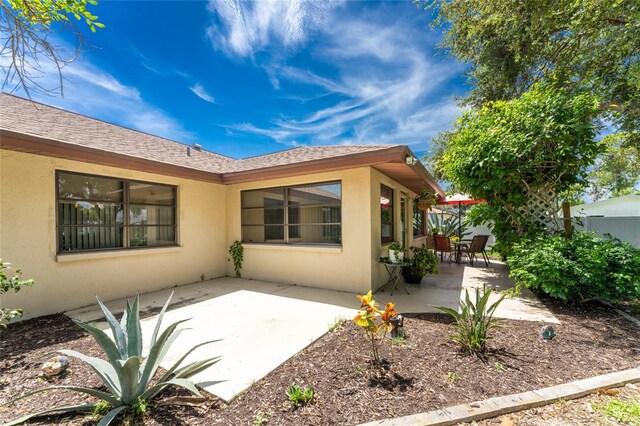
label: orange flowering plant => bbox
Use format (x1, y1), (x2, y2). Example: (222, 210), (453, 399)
(354, 291), (398, 365)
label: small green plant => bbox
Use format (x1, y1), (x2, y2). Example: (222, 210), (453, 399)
(228, 240), (244, 278)
(92, 400), (110, 416)
(447, 371), (460, 383)
(387, 241), (406, 262)
(390, 335), (406, 346)
(415, 189), (438, 211)
(328, 316), (346, 332)
(2, 293), (221, 425)
(354, 291), (398, 365)
(493, 361), (506, 372)
(253, 409), (272, 425)
(436, 287), (504, 355)
(285, 384), (314, 407)
(0, 260), (36, 330)
(593, 398), (640, 424)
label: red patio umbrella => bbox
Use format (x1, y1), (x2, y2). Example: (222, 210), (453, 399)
(436, 194), (487, 240)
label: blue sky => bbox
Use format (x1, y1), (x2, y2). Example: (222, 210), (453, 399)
(9, 1), (469, 160)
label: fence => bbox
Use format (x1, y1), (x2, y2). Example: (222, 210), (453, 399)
(572, 216), (640, 248)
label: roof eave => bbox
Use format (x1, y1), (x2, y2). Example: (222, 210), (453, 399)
(0, 129), (224, 183)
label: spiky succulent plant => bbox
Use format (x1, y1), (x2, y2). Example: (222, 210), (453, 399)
(3, 293), (220, 425)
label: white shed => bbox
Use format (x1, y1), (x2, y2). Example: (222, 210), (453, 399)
(569, 195), (640, 248)
(570, 194), (640, 217)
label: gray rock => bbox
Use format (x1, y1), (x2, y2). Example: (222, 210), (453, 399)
(40, 355), (70, 377)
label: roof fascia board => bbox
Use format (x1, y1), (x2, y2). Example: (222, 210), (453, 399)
(0, 130), (224, 183)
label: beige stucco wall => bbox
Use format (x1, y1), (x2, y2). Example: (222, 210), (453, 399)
(1, 149), (428, 318)
(0, 149), (228, 319)
(369, 168), (417, 291)
(226, 167), (374, 294)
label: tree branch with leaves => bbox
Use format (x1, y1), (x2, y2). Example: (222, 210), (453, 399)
(1, 0), (105, 97)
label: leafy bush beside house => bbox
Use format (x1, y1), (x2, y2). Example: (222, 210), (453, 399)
(508, 232), (640, 304)
(0, 260), (36, 330)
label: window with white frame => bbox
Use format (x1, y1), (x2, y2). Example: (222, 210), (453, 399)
(56, 171), (177, 253)
(241, 181), (342, 245)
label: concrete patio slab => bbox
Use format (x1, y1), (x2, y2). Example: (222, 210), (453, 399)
(375, 261), (559, 324)
(65, 261), (557, 402)
(66, 278), (358, 402)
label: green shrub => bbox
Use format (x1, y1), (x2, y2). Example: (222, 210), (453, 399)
(0, 260), (36, 330)
(2, 293), (220, 425)
(285, 384), (314, 407)
(436, 287), (504, 355)
(508, 232), (640, 303)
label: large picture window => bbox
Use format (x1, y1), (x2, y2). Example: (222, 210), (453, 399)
(57, 171), (177, 253)
(381, 184), (394, 244)
(241, 182), (342, 245)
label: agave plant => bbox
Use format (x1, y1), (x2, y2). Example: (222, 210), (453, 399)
(428, 213), (471, 239)
(3, 293), (220, 425)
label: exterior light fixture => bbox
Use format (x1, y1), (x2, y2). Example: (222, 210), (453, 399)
(405, 156), (418, 166)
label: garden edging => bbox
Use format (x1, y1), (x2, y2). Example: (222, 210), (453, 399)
(359, 367), (640, 426)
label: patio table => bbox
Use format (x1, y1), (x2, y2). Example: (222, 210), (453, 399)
(451, 240), (471, 264)
(377, 258), (412, 296)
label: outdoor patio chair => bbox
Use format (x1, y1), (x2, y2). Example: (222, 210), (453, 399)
(423, 235), (436, 250)
(434, 235), (455, 264)
(460, 235), (491, 267)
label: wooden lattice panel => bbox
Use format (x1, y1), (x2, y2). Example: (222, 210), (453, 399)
(518, 184), (559, 231)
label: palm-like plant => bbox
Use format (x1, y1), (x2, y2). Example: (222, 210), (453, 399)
(436, 287), (504, 355)
(428, 213), (471, 239)
(3, 293), (220, 425)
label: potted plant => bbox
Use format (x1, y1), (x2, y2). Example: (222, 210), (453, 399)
(402, 246), (438, 284)
(415, 189), (438, 212)
(387, 242), (406, 263)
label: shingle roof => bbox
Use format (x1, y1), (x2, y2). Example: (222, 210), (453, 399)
(227, 145), (400, 173)
(0, 93), (233, 174)
(0, 93), (398, 175)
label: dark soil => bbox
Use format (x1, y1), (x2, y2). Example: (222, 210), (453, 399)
(1, 297), (639, 426)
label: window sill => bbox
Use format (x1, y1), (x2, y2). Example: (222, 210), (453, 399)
(242, 243), (342, 254)
(56, 246), (182, 263)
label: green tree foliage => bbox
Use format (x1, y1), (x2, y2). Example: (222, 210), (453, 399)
(589, 133), (640, 200)
(509, 232), (640, 303)
(435, 84), (600, 253)
(420, 0), (640, 137)
(1, 0), (105, 96)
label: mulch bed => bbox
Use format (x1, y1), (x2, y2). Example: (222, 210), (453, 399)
(1, 296), (639, 425)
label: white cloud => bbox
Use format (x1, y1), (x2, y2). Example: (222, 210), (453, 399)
(222, 11), (465, 150)
(190, 83), (216, 103)
(206, 0), (337, 57)
(3, 45), (194, 142)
